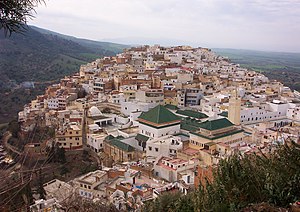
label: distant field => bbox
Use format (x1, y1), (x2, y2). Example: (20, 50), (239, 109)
(213, 48), (300, 91)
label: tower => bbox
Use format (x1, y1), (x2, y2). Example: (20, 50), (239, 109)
(228, 88), (241, 125)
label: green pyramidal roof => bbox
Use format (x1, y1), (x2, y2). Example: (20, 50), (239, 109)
(138, 105), (181, 125)
(198, 118), (234, 131)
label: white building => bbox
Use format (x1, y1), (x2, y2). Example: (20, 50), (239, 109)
(46, 98), (59, 110)
(154, 157), (196, 182)
(240, 100), (290, 124)
(287, 106), (300, 121)
(87, 133), (106, 153)
(146, 135), (183, 163)
(138, 105), (181, 139)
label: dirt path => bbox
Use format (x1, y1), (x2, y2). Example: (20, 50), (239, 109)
(2, 131), (22, 155)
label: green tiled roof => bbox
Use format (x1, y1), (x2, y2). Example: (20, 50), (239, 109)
(116, 135), (125, 139)
(135, 133), (149, 142)
(176, 109), (208, 119)
(109, 138), (135, 152)
(198, 118), (234, 131)
(191, 129), (244, 140)
(180, 118), (203, 132)
(164, 104), (179, 110)
(105, 135), (115, 140)
(219, 111), (228, 118)
(138, 105), (181, 124)
(181, 123), (199, 132)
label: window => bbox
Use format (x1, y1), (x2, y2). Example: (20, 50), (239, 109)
(88, 186), (91, 189)
(155, 148), (158, 152)
(149, 146), (152, 151)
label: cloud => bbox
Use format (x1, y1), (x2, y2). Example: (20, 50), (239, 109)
(29, 0), (300, 52)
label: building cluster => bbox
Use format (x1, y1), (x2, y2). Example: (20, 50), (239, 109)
(18, 45), (300, 211)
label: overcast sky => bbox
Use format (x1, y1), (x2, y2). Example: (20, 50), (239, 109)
(29, 0), (300, 52)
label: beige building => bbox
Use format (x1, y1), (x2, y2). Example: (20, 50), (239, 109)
(228, 90), (241, 125)
(74, 170), (108, 199)
(188, 118), (244, 165)
(189, 118), (244, 151)
(103, 136), (138, 163)
(55, 123), (83, 150)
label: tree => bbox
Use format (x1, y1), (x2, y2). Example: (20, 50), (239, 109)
(60, 165), (69, 176)
(143, 142), (300, 211)
(47, 142), (66, 164)
(7, 119), (20, 138)
(37, 169), (46, 200)
(0, 0), (45, 36)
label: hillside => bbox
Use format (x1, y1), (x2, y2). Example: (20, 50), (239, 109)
(213, 48), (300, 91)
(30, 26), (127, 54)
(0, 26), (128, 123)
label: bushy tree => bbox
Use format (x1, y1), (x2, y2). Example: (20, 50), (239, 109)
(0, 0), (45, 36)
(7, 119), (20, 138)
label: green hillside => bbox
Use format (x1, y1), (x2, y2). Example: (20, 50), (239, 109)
(30, 26), (127, 54)
(0, 26), (127, 123)
(214, 48), (300, 91)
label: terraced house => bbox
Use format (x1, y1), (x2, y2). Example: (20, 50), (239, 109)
(103, 135), (138, 162)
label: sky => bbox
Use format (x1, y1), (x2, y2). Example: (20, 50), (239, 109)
(29, 0), (300, 52)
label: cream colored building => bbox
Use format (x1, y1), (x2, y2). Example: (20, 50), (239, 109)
(55, 123), (83, 150)
(228, 90), (241, 125)
(189, 118), (244, 150)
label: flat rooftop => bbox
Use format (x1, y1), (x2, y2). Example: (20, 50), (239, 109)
(77, 170), (107, 185)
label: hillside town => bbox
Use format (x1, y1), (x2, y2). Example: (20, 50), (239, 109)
(14, 45), (300, 211)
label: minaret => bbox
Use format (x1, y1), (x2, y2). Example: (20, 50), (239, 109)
(228, 88), (241, 125)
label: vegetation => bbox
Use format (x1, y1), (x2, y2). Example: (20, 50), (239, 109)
(143, 142), (300, 211)
(47, 143), (66, 164)
(0, 0), (44, 36)
(0, 26), (127, 124)
(7, 119), (20, 138)
(37, 169), (46, 199)
(214, 48), (300, 91)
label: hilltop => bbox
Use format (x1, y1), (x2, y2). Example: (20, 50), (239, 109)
(214, 48), (300, 91)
